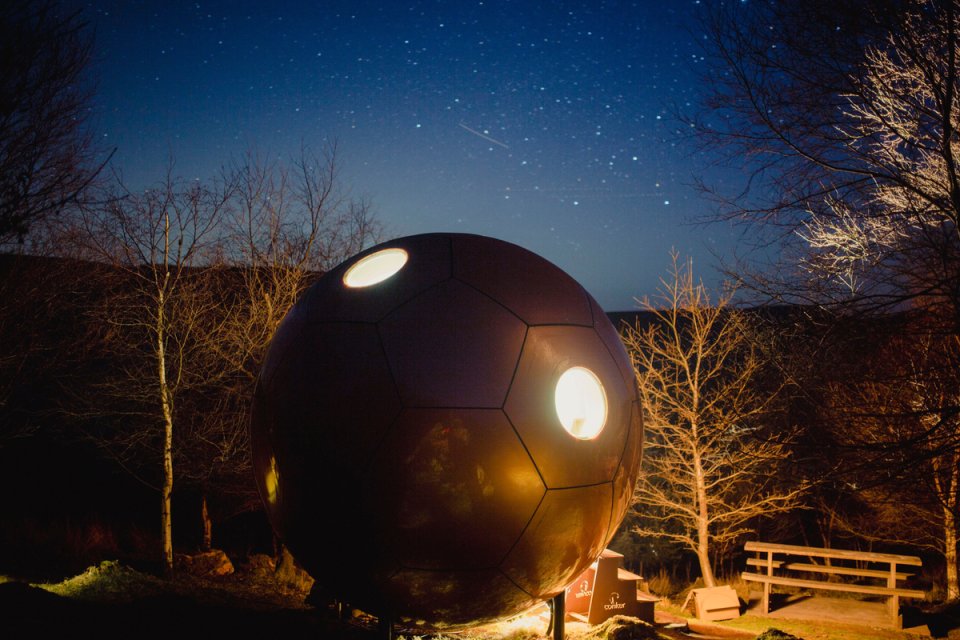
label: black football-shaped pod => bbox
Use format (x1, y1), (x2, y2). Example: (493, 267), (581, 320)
(250, 233), (643, 629)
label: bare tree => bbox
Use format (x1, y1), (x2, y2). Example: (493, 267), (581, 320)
(63, 165), (232, 575)
(687, 0), (960, 577)
(0, 0), (112, 246)
(218, 143), (382, 384)
(622, 254), (804, 587)
(52, 142), (380, 565)
(813, 328), (960, 598)
(172, 143), (383, 554)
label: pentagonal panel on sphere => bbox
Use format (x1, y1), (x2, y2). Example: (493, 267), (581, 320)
(381, 568), (541, 629)
(265, 322), (401, 496)
(606, 400), (644, 547)
(586, 290), (639, 401)
(379, 279), (527, 408)
(504, 326), (631, 488)
(361, 408), (545, 570)
(500, 484), (613, 599)
(306, 234), (453, 324)
(451, 233), (593, 327)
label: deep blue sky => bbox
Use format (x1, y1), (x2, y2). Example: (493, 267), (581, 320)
(86, 0), (740, 311)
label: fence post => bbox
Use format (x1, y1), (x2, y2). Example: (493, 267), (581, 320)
(889, 563), (900, 630)
(762, 551), (773, 615)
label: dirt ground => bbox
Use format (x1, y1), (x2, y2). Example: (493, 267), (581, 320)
(1, 562), (955, 640)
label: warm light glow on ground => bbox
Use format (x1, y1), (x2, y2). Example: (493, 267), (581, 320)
(343, 248), (408, 287)
(555, 367), (607, 439)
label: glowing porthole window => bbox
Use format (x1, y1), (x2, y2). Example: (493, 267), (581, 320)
(343, 248), (408, 288)
(555, 366), (607, 439)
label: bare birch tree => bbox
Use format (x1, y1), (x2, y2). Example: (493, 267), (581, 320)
(622, 254), (804, 587)
(63, 166), (232, 576)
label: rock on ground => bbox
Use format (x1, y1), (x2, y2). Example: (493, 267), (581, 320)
(754, 630), (802, 640)
(173, 550), (234, 577)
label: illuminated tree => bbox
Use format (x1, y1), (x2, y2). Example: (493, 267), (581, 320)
(687, 0), (960, 326)
(622, 254), (803, 587)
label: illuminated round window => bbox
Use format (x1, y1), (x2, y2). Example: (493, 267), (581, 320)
(343, 248), (408, 288)
(555, 367), (607, 439)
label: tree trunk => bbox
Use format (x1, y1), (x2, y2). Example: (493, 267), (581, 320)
(945, 513), (958, 601)
(161, 401), (174, 577)
(158, 290), (175, 578)
(201, 492), (212, 553)
(944, 459), (959, 600)
(934, 452), (960, 600)
(695, 454), (717, 587)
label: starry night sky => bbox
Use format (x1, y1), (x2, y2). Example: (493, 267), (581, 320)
(86, 0), (740, 311)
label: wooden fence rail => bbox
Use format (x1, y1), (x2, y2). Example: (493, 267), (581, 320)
(741, 541), (924, 630)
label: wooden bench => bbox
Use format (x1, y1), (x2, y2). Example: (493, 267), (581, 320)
(741, 541), (925, 630)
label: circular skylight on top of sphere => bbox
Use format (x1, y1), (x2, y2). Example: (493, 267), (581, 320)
(343, 248), (408, 288)
(555, 366), (607, 439)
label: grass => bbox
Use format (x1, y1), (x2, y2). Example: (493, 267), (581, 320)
(32, 558), (313, 611)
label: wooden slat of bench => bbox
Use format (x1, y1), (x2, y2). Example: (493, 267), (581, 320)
(745, 541), (922, 566)
(741, 573), (925, 598)
(745, 558), (911, 580)
(746, 558), (783, 569)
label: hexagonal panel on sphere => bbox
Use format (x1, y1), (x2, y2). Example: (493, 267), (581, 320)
(379, 279), (527, 408)
(500, 484), (613, 599)
(451, 234), (593, 327)
(360, 408), (545, 570)
(250, 232), (644, 630)
(504, 325), (632, 489)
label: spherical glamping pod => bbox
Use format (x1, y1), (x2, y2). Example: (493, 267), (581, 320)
(250, 233), (643, 629)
